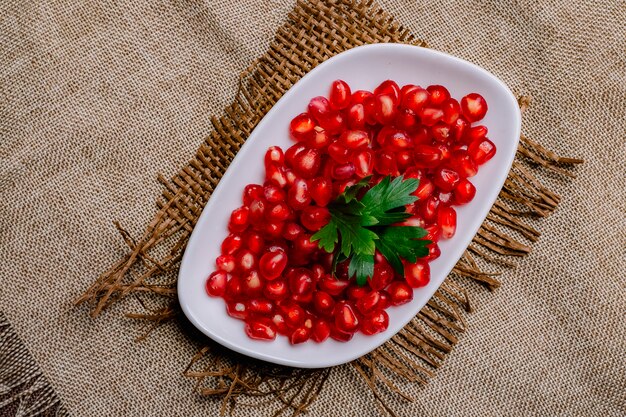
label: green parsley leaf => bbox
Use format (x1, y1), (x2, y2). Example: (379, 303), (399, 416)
(376, 226), (430, 275)
(348, 252), (375, 286)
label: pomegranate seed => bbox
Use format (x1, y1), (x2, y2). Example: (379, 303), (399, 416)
(289, 113), (315, 141)
(313, 291), (335, 316)
(356, 291), (381, 315)
(401, 87), (430, 113)
(265, 163), (287, 188)
(340, 130), (369, 149)
(300, 206), (331, 231)
(206, 271), (229, 297)
(413, 177), (435, 200)
(414, 145), (442, 168)
(242, 270), (263, 297)
(468, 138), (496, 165)
(319, 275), (349, 296)
(224, 276), (243, 301)
(432, 122), (451, 143)
(221, 233), (242, 255)
(265, 146), (285, 167)
(450, 151), (478, 178)
(318, 111), (345, 135)
(266, 202), (291, 222)
(404, 261), (430, 288)
(452, 117), (469, 142)
(309, 177), (333, 207)
(280, 303), (305, 328)
(396, 108), (418, 131)
(442, 98), (461, 124)
(242, 184), (263, 206)
(312, 319), (331, 342)
(216, 255), (236, 273)
(419, 195), (440, 223)
(331, 162), (356, 180)
(334, 302), (359, 333)
(350, 90), (373, 105)
(373, 94), (398, 125)
(378, 291), (391, 309)
(226, 301), (248, 320)
(282, 222), (304, 241)
(245, 318), (276, 340)
(374, 80), (401, 103)
(272, 313), (290, 335)
(369, 262), (394, 291)
(329, 80), (351, 110)
(247, 298), (275, 315)
(293, 148), (321, 179)
(374, 150), (398, 176)
(438, 206), (457, 239)
(387, 282), (413, 306)
(307, 127), (331, 149)
(437, 191), (454, 205)
(259, 249), (288, 280)
(330, 325), (354, 342)
(285, 143), (307, 167)
(308, 96), (331, 122)
(287, 178), (311, 210)
(361, 309), (389, 335)
(244, 231), (264, 254)
(426, 85), (450, 106)
(263, 278), (288, 301)
(385, 130), (413, 151)
(454, 179), (476, 205)
(289, 234), (318, 266)
(433, 167), (461, 192)
(327, 142), (350, 164)
(424, 243), (441, 261)
(347, 103), (366, 129)
(460, 93), (488, 122)
(424, 224), (441, 242)
(347, 285), (370, 301)
(466, 125), (488, 142)
(396, 151), (414, 172)
(287, 268), (315, 296)
(420, 106), (444, 127)
(290, 326), (311, 344)
(263, 221), (284, 239)
(248, 199), (266, 225)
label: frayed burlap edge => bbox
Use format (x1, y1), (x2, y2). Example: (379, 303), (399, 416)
(74, 0), (583, 416)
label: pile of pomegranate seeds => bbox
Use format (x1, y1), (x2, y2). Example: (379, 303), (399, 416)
(206, 80), (495, 344)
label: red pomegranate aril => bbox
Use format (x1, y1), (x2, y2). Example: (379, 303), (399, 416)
(308, 177), (332, 207)
(437, 191), (454, 205)
(287, 268), (315, 296)
(404, 167), (424, 179)
(401, 87), (430, 113)
(450, 151), (478, 178)
(311, 264), (325, 281)
(468, 138), (496, 165)
(424, 243), (441, 261)
(374, 80), (401, 104)
(331, 162), (356, 180)
(319, 276), (349, 296)
(285, 143), (307, 167)
(334, 302), (359, 333)
(293, 148), (321, 179)
(242, 270), (263, 297)
(419, 195), (440, 223)
(413, 177), (435, 200)
(312, 319), (331, 342)
(404, 261), (430, 288)
(433, 167), (461, 192)
(216, 255), (236, 273)
(308, 96), (331, 122)
(313, 291), (335, 316)
(330, 325), (354, 342)
(350, 90), (373, 105)
(282, 222), (304, 241)
(290, 113), (315, 141)
(370, 262), (394, 291)
(280, 303), (305, 328)
(265, 146), (285, 167)
(399, 215), (425, 228)
(452, 117), (469, 142)
(247, 298), (275, 315)
(224, 276), (243, 301)
(307, 127), (331, 149)
(264, 221), (285, 239)
(432, 122), (451, 143)
(396, 108), (418, 131)
(290, 234), (318, 266)
(461, 93), (488, 122)
(344, 286), (367, 302)
(374, 94), (398, 125)
(226, 301), (248, 320)
(412, 125), (430, 144)
(374, 150), (398, 176)
(427, 85), (450, 106)
(245, 231), (264, 254)
(329, 80), (351, 110)
(272, 313), (290, 335)
(245, 318), (276, 341)
(259, 249), (288, 280)
(436, 143), (452, 163)
(206, 271), (229, 297)
(265, 163), (287, 188)
(300, 206), (331, 232)
(454, 179), (476, 205)
(221, 233), (242, 255)
(388, 282), (413, 306)
(266, 202), (291, 222)
(262, 183), (284, 204)
(378, 290), (391, 309)
(438, 206), (457, 239)
(396, 151), (414, 172)
(419, 107), (444, 126)
(327, 142), (350, 164)
(356, 291), (381, 315)
(466, 125), (488, 142)
(243, 184), (263, 206)
(347, 103), (366, 129)
(287, 178), (311, 210)
(318, 111), (346, 135)
(414, 145), (442, 168)
(361, 309), (389, 335)
(386, 130), (413, 151)
(442, 98), (461, 125)
(340, 130), (369, 149)
(264, 279), (288, 301)
(290, 327), (311, 344)
(400, 83), (419, 97)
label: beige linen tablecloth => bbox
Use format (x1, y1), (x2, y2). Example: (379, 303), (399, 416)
(1, 0), (624, 415)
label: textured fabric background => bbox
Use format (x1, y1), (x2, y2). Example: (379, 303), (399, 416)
(1, 0), (624, 416)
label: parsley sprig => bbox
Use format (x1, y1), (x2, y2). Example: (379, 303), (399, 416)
(311, 175), (430, 286)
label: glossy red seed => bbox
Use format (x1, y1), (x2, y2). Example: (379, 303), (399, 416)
(334, 302), (359, 333)
(263, 221), (284, 239)
(433, 167), (461, 192)
(374, 80), (401, 104)
(248, 199), (266, 224)
(289, 113), (315, 141)
(245, 318), (276, 340)
(293, 148), (321, 179)
(205, 271), (228, 297)
(272, 313), (290, 335)
(226, 301), (248, 320)
(285, 143), (307, 167)
(395, 108), (418, 131)
(313, 291), (335, 316)
(308, 96), (331, 122)
(327, 142), (351, 164)
(442, 98), (461, 125)
(331, 162), (356, 180)
(369, 262), (394, 291)
(424, 243), (441, 261)
(311, 319), (331, 342)
(356, 291), (381, 315)
(318, 111), (346, 135)
(319, 275), (350, 296)
(374, 150), (398, 176)
(311, 264), (325, 281)
(468, 138), (496, 165)
(412, 125), (430, 144)
(290, 326), (311, 344)
(460, 93), (488, 122)
(414, 145), (442, 168)
(247, 298), (275, 315)
(221, 233), (242, 255)
(438, 206), (457, 239)
(424, 224), (441, 242)
(309, 177), (333, 207)
(453, 178), (476, 205)
(245, 231), (264, 254)
(452, 117), (469, 142)
(287, 178), (311, 210)
(347, 285), (370, 301)
(287, 268), (315, 296)
(353, 149), (374, 178)
(265, 163), (287, 188)
(427, 85), (450, 106)
(387, 282), (413, 306)
(432, 122), (451, 143)
(263, 278), (289, 301)
(404, 261), (430, 288)
(450, 151), (478, 178)
(396, 150), (414, 172)
(361, 309), (389, 335)
(280, 303), (305, 328)
(330, 325), (354, 342)
(466, 125), (488, 142)
(289, 234), (318, 266)
(242, 270), (263, 297)
(243, 184), (263, 206)
(350, 90), (373, 105)
(340, 130), (369, 149)
(264, 183), (287, 203)
(419, 195), (440, 223)
(282, 222), (304, 241)
(413, 177), (435, 200)
(347, 103), (366, 129)
(237, 250), (257, 272)
(216, 255), (236, 273)
(259, 250), (288, 280)
(300, 206), (331, 231)
(437, 191), (454, 205)
(419, 106), (444, 126)
(224, 276), (243, 301)
(266, 202), (291, 222)
(385, 130), (413, 151)
(307, 127), (331, 149)
(378, 290), (391, 309)
(329, 80), (351, 110)
(401, 87), (430, 113)
(265, 146), (284, 167)
(373, 94), (398, 125)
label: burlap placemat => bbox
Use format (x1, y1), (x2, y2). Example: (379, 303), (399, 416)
(1, 0), (624, 416)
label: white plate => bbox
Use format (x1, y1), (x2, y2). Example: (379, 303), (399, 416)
(178, 44), (521, 368)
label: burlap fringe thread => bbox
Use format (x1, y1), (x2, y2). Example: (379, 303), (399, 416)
(75, 1), (583, 416)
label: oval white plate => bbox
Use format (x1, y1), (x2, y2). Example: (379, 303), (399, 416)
(178, 44), (521, 368)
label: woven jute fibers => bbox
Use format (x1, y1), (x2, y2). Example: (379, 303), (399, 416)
(1, 0), (624, 416)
